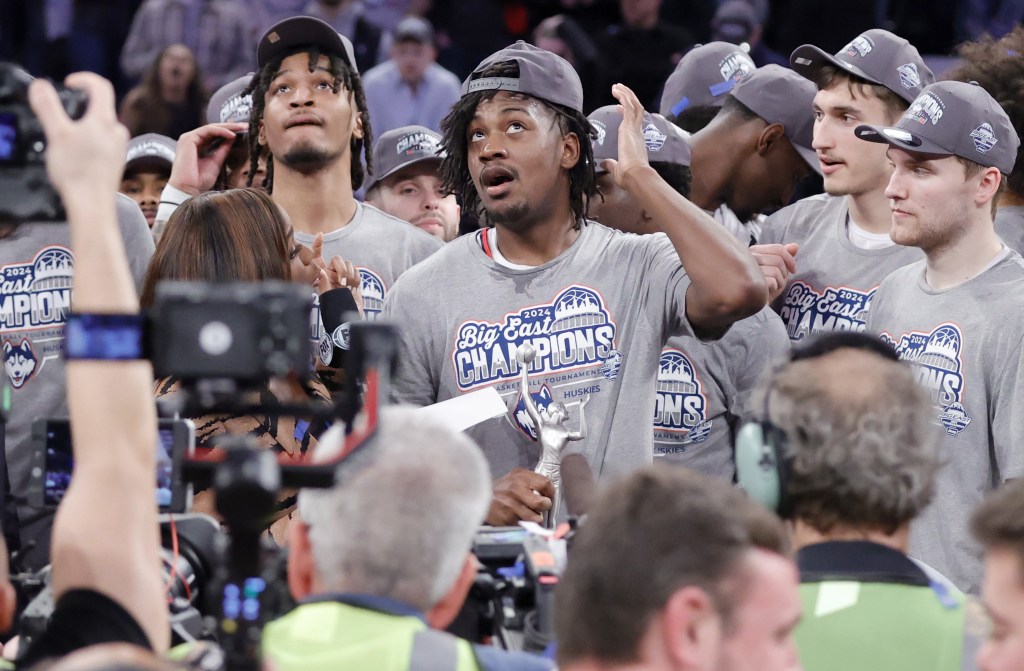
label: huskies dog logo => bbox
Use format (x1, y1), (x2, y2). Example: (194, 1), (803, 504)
(513, 383), (554, 440)
(4, 339), (37, 389)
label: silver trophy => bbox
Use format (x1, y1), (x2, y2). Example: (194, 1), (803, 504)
(517, 343), (590, 527)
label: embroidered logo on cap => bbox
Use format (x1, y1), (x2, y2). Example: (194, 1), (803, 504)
(906, 92), (944, 126)
(395, 130), (441, 156)
(643, 123), (667, 151)
(897, 63), (921, 90)
(718, 52), (755, 84)
(843, 35), (875, 58)
(970, 123), (998, 153)
(592, 120), (607, 146)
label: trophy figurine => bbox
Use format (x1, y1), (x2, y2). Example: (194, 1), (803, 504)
(517, 343), (590, 527)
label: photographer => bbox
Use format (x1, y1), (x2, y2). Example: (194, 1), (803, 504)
(264, 407), (552, 671)
(9, 72), (168, 663)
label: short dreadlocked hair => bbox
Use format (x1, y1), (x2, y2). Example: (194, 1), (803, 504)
(439, 61), (597, 230)
(243, 47), (373, 193)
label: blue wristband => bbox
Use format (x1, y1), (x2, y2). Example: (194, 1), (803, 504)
(64, 313), (145, 360)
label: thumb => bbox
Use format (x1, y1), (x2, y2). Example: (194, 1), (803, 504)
(28, 79), (71, 140)
(599, 159), (617, 177)
(785, 243), (799, 257)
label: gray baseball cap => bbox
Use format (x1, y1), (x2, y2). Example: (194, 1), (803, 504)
(589, 106), (691, 173)
(855, 81), (1020, 174)
(206, 73), (254, 125)
(790, 28), (934, 103)
(124, 133), (176, 174)
(365, 125), (444, 192)
(462, 41), (583, 112)
(257, 16), (359, 74)
(730, 64), (821, 174)
(660, 42), (756, 118)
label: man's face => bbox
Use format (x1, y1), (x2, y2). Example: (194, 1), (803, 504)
(978, 548), (1024, 671)
(120, 170), (169, 229)
(374, 161), (460, 241)
(259, 52), (362, 174)
(393, 41), (435, 84)
(884, 148), (975, 252)
(813, 83), (900, 197)
(620, 0), (662, 27)
(727, 132), (811, 221)
(716, 550), (803, 671)
(467, 90), (577, 231)
(590, 173), (646, 233)
(228, 154), (268, 191)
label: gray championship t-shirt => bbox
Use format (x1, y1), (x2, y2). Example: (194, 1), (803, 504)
(654, 307), (789, 478)
(995, 206), (1024, 255)
(865, 254), (1024, 593)
(761, 194), (921, 342)
(1, 194), (154, 565)
(384, 223), (694, 480)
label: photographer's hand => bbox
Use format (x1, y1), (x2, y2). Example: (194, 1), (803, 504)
(487, 468), (554, 525)
(169, 122), (247, 196)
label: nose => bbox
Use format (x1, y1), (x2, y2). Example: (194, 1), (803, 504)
(884, 169), (905, 201)
(812, 117), (833, 152)
(479, 134), (507, 162)
(423, 189), (441, 211)
(289, 86), (315, 108)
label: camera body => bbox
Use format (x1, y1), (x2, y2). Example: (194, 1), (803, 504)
(0, 62), (87, 223)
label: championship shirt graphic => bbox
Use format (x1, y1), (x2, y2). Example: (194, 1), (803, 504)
(0, 246), (74, 390)
(358, 268), (386, 320)
(881, 323), (971, 436)
(778, 281), (875, 341)
(653, 349), (710, 451)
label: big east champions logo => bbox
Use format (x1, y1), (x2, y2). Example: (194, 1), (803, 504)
(452, 285), (620, 391)
(881, 323), (971, 436)
(779, 281), (875, 341)
(653, 349), (710, 451)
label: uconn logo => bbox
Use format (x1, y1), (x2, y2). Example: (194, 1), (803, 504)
(0, 246), (73, 332)
(653, 349), (709, 448)
(359, 268), (387, 319)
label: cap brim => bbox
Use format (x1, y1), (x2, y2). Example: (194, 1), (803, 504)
(365, 154), (443, 191)
(854, 124), (953, 158)
(124, 156), (173, 175)
(258, 17), (357, 72)
(790, 44), (882, 87)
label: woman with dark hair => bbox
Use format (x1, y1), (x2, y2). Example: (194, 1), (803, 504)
(142, 188), (359, 544)
(119, 44), (207, 139)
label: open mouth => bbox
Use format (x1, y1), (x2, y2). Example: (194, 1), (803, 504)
(285, 115), (322, 129)
(818, 156), (844, 173)
(480, 165), (515, 198)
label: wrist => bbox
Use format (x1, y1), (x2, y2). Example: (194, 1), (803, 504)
(620, 164), (657, 192)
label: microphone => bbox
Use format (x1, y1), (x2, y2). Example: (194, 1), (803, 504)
(561, 453), (597, 517)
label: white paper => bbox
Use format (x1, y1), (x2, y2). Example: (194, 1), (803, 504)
(414, 388), (508, 433)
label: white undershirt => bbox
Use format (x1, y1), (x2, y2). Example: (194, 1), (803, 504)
(847, 216), (896, 250)
(488, 227), (537, 270)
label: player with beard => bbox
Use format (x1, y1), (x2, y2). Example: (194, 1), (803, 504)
(752, 29), (934, 343)
(860, 81), (1024, 593)
(383, 42), (767, 525)
(243, 16), (441, 329)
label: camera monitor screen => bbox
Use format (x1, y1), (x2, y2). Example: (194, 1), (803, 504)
(0, 112), (17, 163)
(31, 418), (194, 513)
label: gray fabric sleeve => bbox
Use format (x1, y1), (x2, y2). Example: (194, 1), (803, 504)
(382, 276), (439, 407)
(730, 313), (790, 424)
(757, 207), (788, 246)
(642, 234), (692, 341)
(992, 333), (1024, 480)
(115, 194), (156, 290)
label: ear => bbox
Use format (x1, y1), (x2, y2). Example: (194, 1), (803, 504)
(975, 166), (1002, 211)
(286, 521), (317, 602)
(560, 131), (581, 170)
(258, 119), (267, 147)
(661, 586), (722, 668)
(2, 342), (9, 355)
(756, 123), (787, 157)
(426, 553), (477, 629)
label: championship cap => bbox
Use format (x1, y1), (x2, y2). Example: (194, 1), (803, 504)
(589, 106), (691, 173)
(462, 41), (583, 113)
(206, 73), (254, 125)
(660, 42), (756, 118)
(790, 28), (934, 103)
(730, 64), (821, 174)
(393, 16), (434, 44)
(124, 134), (176, 174)
(365, 125), (444, 192)
(257, 16), (359, 74)
(855, 81), (1020, 174)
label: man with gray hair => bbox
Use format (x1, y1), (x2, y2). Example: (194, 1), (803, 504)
(262, 407), (552, 671)
(746, 334), (980, 671)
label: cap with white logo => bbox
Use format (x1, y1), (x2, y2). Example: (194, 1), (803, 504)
(124, 133), (176, 174)
(207, 74), (254, 125)
(588, 106), (691, 173)
(365, 125), (444, 192)
(855, 80), (1020, 174)
(790, 28), (935, 103)
(660, 42), (756, 118)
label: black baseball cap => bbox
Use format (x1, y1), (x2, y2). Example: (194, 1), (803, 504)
(257, 16), (359, 74)
(589, 106), (691, 172)
(462, 41), (583, 113)
(790, 29), (934, 104)
(365, 125), (444, 192)
(660, 42), (756, 118)
(855, 81), (1020, 174)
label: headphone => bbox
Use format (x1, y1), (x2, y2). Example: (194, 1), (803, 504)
(734, 331), (901, 515)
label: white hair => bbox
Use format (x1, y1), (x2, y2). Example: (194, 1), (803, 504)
(298, 406), (492, 611)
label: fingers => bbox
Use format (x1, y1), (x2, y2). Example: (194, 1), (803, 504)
(180, 122), (246, 145)
(311, 233), (325, 266)
(64, 72), (117, 122)
(28, 79), (71, 139)
(487, 469), (556, 525)
(785, 242), (800, 258)
(750, 243), (798, 274)
(611, 82), (645, 119)
(510, 467), (556, 499)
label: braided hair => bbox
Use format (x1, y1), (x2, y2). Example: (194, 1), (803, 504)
(243, 47), (373, 193)
(438, 61), (597, 230)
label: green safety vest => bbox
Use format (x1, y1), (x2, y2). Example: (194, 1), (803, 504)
(262, 601), (483, 671)
(796, 580), (981, 671)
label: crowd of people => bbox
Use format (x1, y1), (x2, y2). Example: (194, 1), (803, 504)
(2, 0), (1024, 669)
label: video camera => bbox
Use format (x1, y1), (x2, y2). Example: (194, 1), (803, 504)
(0, 62), (87, 223)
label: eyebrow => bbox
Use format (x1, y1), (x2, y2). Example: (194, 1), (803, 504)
(271, 65), (333, 80)
(827, 104), (861, 116)
(472, 105), (533, 120)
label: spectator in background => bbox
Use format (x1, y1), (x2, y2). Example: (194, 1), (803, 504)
(948, 26), (1024, 255)
(253, 0), (310, 36)
(362, 16), (460, 135)
(119, 133), (175, 231)
(711, 0), (787, 67)
(597, 0), (693, 110)
(533, 15), (604, 113)
(956, 0), (1024, 43)
(120, 0), (254, 93)
(119, 44), (207, 139)
(205, 73), (268, 191)
(304, 0), (389, 73)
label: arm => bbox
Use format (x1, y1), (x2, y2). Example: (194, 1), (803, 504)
(602, 84), (767, 335)
(29, 74), (169, 652)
